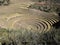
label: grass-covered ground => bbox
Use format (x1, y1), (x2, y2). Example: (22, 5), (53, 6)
(0, 27), (60, 45)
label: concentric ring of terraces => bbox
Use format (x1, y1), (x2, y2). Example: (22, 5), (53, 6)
(0, 9), (59, 34)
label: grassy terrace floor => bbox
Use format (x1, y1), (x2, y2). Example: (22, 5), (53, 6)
(0, 27), (60, 45)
